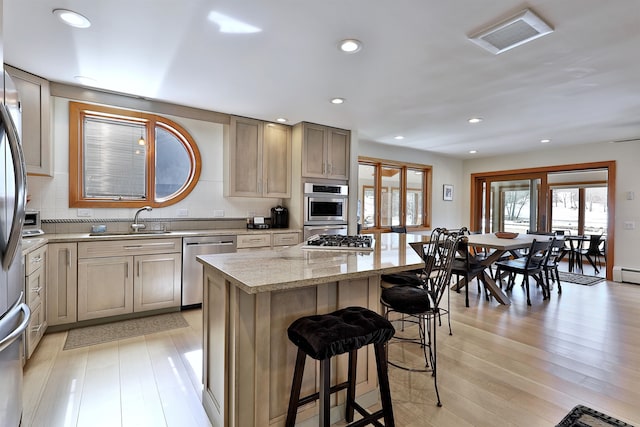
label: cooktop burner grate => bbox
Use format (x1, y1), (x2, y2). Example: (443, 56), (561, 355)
(303, 235), (374, 251)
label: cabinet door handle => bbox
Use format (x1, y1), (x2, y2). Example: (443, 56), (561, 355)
(137, 261), (140, 277)
(31, 286), (43, 296)
(32, 255), (42, 264)
(126, 263), (129, 278)
(66, 248), (71, 267)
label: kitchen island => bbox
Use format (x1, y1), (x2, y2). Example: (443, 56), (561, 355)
(197, 233), (425, 427)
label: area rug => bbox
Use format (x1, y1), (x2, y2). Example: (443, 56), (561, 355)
(64, 312), (189, 350)
(558, 271), (605, 286)
(556, 404), (634, 426)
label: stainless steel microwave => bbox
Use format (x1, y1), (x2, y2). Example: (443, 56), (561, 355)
(304, 183), (348, 225)
(23, 211), (44, 236)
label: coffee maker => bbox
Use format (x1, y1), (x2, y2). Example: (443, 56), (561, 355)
(271, 206), (289, 228)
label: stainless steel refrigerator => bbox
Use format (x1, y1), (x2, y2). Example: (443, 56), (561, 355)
(0, 63), (30, 425)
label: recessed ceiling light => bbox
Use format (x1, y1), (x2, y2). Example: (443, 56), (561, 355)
(53, 9), (91, 28)
(469, 150), (478, 154)
(540, 138), (551, 143)
(276, 118), (288, 123)
(468, 117), (483, 124)
(74, 75), (98, 86)
(339, 39), (362, 53)
(330, 98), (345, 104)
(394, 136), (404, 140)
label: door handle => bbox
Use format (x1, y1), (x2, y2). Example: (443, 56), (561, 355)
(1, 104), (27, 270)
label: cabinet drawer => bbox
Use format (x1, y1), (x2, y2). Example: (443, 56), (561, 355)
(26, 267), (46, 308)
(26, 303), (46, 359)
(26, 245), (47, 275)
(237, 234), (271, 249)
(273, 233), (300, 247)
(79, 238), (181, 258)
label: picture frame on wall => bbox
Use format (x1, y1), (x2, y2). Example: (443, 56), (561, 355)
(443, 184), (454, 201)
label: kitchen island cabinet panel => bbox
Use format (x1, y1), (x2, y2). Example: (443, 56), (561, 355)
(198, 234), (423, 426)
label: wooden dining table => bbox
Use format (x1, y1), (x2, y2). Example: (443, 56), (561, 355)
(406, 231), (553, 305)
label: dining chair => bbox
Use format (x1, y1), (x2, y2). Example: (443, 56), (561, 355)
(451, 236), (490, 307)
(543, 238), (565, 294)
(567, 236), (584, 272)
(494, 237), (554, 305)
(380, 231), (459, 407)
(579, 234), (604, 273)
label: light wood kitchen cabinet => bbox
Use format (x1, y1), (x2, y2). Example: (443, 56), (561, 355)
(46, 243), (78, 326)
(237, 233), (271, 250)
(6, 65), (52, 176)
(226, 116), (291, 198)
(272, 232), (300, 247)
(24, 245), (47, 358)
(77, 256), (133, 321)
(300, 122), (350, 180)
(77, 238), (182, 321)
(133, 253), (181, 312)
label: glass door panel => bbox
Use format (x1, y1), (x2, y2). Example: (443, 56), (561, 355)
(489, 178), (541, 233)
(585, 187), (607, 235)
(380, 167), (401, 227)
(405, 169), (423, 226)
(551, 188), (579, 235)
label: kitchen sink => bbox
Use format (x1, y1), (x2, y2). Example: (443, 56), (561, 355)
(89, 230), (171, 236)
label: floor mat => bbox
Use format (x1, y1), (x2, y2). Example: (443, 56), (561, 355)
(64, 312), (189, 350)
(556, 404), (634, 426)
(558, 271), (605, 286)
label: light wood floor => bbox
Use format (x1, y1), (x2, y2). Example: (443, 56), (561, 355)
(23, 262), (640, 426)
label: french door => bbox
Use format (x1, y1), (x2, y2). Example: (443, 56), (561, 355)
(473, 173), (547, 234)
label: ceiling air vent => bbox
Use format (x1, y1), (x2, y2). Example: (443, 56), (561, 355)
(468, 9), (553, 54)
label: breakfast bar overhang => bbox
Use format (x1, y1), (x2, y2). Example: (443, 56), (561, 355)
(197, 234), (424, 426)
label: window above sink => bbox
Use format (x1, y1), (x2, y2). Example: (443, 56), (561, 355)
(69, 101), (201, 208)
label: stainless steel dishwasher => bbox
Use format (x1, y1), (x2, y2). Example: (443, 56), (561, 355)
(182, 235), (237, 308)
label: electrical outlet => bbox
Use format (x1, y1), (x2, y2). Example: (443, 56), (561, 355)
(77, 208), (92, 217)
(177, 208), (189, 217)
(247, 211), (256, 218)
(624, 221), (635, 230)
(213, 209), (225, 217)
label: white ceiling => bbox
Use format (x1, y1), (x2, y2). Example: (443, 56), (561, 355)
(4, 0), (640, 159)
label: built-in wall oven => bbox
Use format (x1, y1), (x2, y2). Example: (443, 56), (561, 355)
(303, 182), (348, 240)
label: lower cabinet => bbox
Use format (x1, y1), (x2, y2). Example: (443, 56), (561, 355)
(78, 256), (133, 321)
(47, 243), (78, 326)
(133, 253), (181, 312)
(77, 239), (182, 321)
(25, 245), (47, 358)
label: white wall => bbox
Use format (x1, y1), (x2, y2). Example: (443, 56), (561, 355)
(357, 141), (466, 229)
(26, 97), (278, 221)
(462, 141), (640, 271)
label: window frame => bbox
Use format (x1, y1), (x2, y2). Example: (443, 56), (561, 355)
(69, 101), (201, 208)
(358, 156), (432, 231)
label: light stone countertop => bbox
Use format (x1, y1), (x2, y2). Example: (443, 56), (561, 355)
(21, 228), (301, 255)
(197, 232), (427, 294)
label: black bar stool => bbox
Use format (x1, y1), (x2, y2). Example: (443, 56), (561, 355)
(285, 306), (396, 427)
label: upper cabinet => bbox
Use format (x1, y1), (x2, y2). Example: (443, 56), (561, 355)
(6, 65), (52, 176)
(300, 122), (350, 180)
(226, 116), (291, 198)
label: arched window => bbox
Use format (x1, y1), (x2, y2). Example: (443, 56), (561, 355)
(69, 101), (201, 208)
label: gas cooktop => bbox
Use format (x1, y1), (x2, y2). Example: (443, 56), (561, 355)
(302, 235), (374, 251)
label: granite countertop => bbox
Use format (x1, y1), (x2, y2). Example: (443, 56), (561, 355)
(197, 233), (426, 294)
(21, 228), (301, 255)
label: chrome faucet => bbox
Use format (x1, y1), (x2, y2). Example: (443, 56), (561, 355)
(131, 206), (152, 232)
